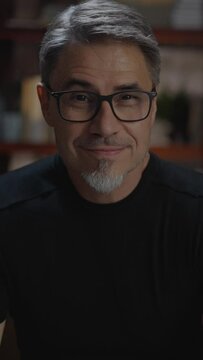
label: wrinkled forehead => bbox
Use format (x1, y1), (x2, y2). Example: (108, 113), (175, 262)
(50, 40), (153, 90)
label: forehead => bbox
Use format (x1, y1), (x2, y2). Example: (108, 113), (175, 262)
(50, 40), (152, 90)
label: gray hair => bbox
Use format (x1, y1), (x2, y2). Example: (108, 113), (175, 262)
(39, 0), (161, 86)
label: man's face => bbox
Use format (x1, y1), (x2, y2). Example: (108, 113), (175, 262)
(38, 41), (157, 202)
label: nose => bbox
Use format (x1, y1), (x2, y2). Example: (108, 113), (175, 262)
(89, 100), (121, 137)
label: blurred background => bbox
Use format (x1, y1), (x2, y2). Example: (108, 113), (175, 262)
(0, 0), (203, 173)
(0, 2), (203, 358)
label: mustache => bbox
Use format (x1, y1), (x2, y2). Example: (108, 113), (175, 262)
(75, 136), (132, 148)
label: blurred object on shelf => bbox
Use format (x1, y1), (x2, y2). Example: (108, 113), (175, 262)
(189, 96), (203, 145)
(154, 90), (191, 145)
(13, 0), (40, 19)
(150, 119), (172, 147)
(6, 0), (78, 28)
(6, 0), (40, 28)
(6, 18), (44, 29)
(118, 0), (176, 28)
(0, 2), (13, 25)
(151, 91), (173, 146)
(160, 48), (203, 97)
(158, 46), (203, 146)
(169, 91), (190, 143)
(21, 75), (52, 143)
(156, 92), (174, 122)
(0, 85), (22, 143)
(171, 0), (203, 29)
(0, 94), (6, 141)
(38, 4), (66, 27)
(38, 1), (73, 27)
(6, 0), (41, 28)
(2, 111), (22, 142)
(11, 42), (39, 82)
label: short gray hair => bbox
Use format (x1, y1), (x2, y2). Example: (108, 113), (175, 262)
(39, 0), (161, 86)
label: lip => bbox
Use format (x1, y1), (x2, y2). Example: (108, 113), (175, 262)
(80, 146), (126, 158)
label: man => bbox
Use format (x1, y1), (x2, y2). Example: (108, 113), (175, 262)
(0, 0), (203, 358)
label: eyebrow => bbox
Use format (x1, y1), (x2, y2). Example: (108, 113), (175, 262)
(61, 78), (95, 91)
(61, 78), (143, 92)
(113, 82), (143, 91)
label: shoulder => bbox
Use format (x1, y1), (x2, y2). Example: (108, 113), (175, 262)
(149, 152), (203, 198)
(0, 154), (64, 210)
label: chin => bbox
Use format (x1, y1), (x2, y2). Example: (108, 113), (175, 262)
(80, 159), (126, 193)
(81, 170), (125, 194)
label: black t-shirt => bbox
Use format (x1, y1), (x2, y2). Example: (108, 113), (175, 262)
(0, 153), (203, 359)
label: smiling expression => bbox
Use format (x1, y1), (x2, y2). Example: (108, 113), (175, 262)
(38, 40), (157, 203)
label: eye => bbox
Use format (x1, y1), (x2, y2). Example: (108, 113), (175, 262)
(73, 92), (97, 103)
(120, 94), (134, 100)
(115, 92), (140, 105)
(61, 92), (98, 111)
(72, 93), (89, 102)
(61, 92), (95, 106)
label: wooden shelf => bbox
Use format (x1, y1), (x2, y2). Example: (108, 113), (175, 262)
(152, 145), (203, 163)
(0, 142), (56, 155)
(154, 29), (203, 47)
(0, 143), (203, 164)
(0, 27), (203, 46)
(0, 27), (44, 43)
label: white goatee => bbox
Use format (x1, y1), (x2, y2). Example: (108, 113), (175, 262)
(81, 159), (125, 194)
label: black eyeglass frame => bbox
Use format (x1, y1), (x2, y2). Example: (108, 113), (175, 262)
(45, 85), (157, 123)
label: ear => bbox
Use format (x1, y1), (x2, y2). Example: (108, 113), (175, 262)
(37, 83), (54, 127)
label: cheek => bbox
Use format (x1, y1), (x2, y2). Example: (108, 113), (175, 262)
(124, 119), (153, 146)
(54, 122), (87, 154)
(45, 100), (60, 127)
(54, 126), (75, 150)
(54, 126), (79, 170)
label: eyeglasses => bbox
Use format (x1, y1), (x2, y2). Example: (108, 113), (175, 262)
(45, 85), (157, 123)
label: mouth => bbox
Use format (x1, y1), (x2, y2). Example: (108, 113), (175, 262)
(79, 146), (126, 159)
